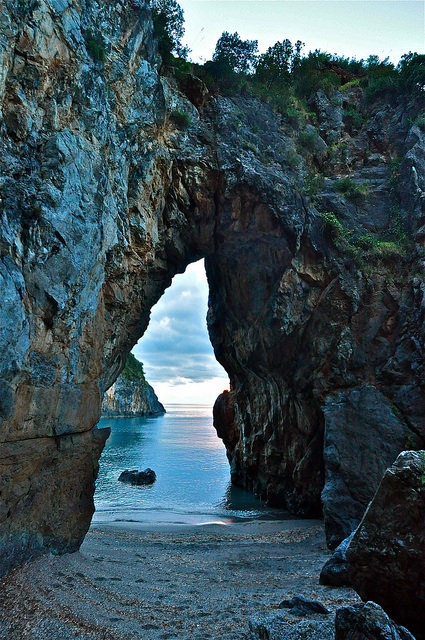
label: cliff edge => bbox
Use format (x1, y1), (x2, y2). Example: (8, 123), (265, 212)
(101, 354), (165, 417)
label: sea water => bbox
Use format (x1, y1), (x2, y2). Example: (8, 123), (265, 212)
(93, 404), (285, 525)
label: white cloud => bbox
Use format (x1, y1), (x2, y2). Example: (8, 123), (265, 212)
(133, 260), (229, 405)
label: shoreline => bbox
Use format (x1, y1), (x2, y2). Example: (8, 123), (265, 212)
(90, 514), (323, 535)
(0, 518), (358, 640)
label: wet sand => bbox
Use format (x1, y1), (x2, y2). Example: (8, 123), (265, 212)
(0, 520), (358, 640)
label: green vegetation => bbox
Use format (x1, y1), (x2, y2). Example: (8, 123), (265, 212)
(420, 451), (425, 485)
(387, 156), (408, 245)
(304, 172), (324, 199)
(122, 353), (147, 385)
(151, 0), (188, 64)
(334, 177), (369, 204)
(320, 211), (349, 241)
(85, 30), (106, 64)
(299, 129), (320, 152)
(344, 105), (363, 131)
(153, 0), (424, 124)
(243, 140), (259, 154)
(319, 212), (406, 267)
(170, 109), (191, 128)
(213, 31), (259, 74)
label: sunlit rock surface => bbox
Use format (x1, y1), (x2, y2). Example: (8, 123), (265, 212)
(102, 377), (165, 417)
(0, 0), (424, 572)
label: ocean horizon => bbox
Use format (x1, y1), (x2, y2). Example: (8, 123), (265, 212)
(93, 403), (286, 526)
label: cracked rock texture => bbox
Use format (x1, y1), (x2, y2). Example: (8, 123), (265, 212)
(0, 0), (424, 572)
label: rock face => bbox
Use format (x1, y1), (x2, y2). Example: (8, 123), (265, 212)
(335, 602), (416, 640)
(346, 451), (425, 639)
(102, 377), (165, 417)
(0, 0), (424, 573)
(102, 353), (164, 417)
(322, 385), (409, 548)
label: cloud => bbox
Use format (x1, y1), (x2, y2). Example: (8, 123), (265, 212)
(133, 260), (229, 396)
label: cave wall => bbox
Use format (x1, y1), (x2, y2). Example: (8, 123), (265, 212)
(0, 0), (424, 573)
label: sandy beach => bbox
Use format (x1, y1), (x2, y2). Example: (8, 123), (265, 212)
(0, 519), (358, 640)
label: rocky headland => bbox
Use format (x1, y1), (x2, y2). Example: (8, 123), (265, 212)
(0, 0), (424, 636)
(101, 353), (165, 417)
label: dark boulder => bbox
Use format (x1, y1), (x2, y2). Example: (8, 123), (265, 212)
(320, 533), (353, 587)
(321, 386), (409, 549)
(249, 610), (334, 640)
(346, 451), (425, 639)
(335, 602), (416, 640)
(118, 468), (156, 486)
(279, 595), (330, 616)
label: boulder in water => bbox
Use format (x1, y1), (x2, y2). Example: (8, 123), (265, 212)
(118, 468), (156, 485)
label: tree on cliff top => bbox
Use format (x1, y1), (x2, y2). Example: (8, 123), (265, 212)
(151, 0), (188, 62)
(213, 31), (259, 74)
(256, 39), (304, 88)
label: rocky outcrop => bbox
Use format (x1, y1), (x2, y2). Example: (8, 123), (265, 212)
(345, 451), (425, 639)
(0, 0), (424, 573)
(118, 468), (156, 485)
(102, 378), (165, 417)
(249, 607), (334, 640)
(335, 602), (416, 640)
(322, 386), (410, 548)
(320, 533), (353, 587)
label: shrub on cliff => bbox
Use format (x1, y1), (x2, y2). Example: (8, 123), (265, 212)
(122, 353), (147, 385)
(85, 29), (106, 64)
(398, 52), (425, 95)
(151, 0), (188, 63)
(170, 109), (191, 128)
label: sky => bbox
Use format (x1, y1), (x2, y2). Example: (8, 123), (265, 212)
(179, 0), (424, 65)
(134, 1), (424, 406)
(134, 261), (229, 406)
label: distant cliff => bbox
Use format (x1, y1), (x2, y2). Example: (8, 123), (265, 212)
(102, 354), (165, 417)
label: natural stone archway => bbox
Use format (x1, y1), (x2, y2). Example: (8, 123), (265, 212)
(1, 0), (425, 574)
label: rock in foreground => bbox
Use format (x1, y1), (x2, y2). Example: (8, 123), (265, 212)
(118, 469), (156, 486)
(320, 533), (353, 587)
(346, 451), (425, 639)
(249, 610), (334, 640)
(321, 386), (409, 548)
(335, 602), (416, 640)
(279, 595), (330, 616)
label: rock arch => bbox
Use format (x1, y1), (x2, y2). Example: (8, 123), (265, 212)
(1, 0), (424, 574)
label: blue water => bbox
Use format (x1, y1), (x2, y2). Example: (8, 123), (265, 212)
(93, 404), (284, 525)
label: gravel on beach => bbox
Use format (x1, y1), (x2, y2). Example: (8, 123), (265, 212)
(0, 520), (358, 640)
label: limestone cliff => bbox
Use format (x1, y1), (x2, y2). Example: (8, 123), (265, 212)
(0, 0), (424, 574)
(102, 354), (165, 417)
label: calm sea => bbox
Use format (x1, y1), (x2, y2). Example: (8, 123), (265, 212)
(93, 404), (285, 525)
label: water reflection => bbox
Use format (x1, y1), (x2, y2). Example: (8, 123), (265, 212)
(93, 405), (285, 524)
